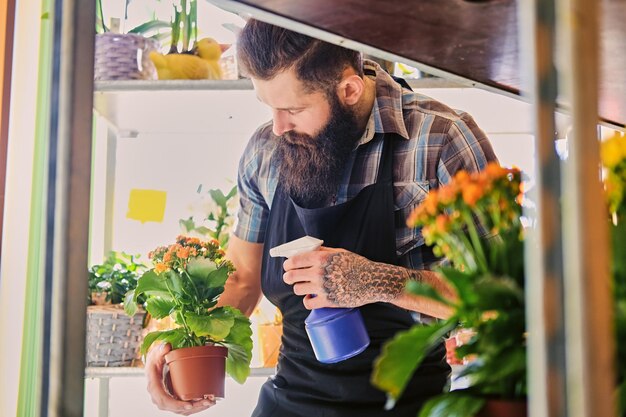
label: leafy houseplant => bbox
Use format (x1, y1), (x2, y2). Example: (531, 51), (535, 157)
(86, 251), (148, 367)
(124, 235), (252, 399)
(373, 163), (526, 417)
(600, 131), (626, 416)
(180, 185), (238, 248)
(88, 251), (147, 305)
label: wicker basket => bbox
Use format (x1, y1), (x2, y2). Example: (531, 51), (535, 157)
(94, 33), (159, 81)
(86, 305), (146, 367)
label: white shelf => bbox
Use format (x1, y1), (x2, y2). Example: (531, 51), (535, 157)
(92, 77), (463, 134)
(85, 366), (276, 378)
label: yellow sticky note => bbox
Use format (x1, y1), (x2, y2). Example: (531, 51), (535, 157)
(127, 189), (167, 223)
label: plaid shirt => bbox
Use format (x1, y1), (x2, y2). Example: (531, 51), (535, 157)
(234, 60), (498, 270)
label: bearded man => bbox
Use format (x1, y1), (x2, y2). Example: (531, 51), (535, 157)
(144, 19), (498, 417)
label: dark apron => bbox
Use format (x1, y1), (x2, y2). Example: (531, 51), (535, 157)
(251, 134), (450, 417)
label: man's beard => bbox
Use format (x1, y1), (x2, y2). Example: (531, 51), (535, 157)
(275, 95), (363, 209)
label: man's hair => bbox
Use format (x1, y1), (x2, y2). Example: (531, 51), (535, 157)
(237, 19), (363, 95)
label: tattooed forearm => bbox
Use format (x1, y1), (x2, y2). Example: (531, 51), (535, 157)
(322, 252), (423, 307)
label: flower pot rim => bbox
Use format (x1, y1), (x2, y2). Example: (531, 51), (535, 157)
(165, 344), (228, 363)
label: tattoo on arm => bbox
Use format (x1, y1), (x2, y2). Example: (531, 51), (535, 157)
(322, 253), (424, 307)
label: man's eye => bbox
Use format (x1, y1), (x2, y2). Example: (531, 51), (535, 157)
(288, 109), (302, 115)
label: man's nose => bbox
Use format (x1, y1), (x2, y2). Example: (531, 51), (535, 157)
(272, 111), (293, 136)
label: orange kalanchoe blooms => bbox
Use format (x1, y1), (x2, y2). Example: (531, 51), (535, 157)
(407, 162), (523, 273)
(149, 235), (232, 274)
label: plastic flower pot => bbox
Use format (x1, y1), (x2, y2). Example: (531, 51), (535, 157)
(475, 398), (527, 417)
(165, 345), (228, 400)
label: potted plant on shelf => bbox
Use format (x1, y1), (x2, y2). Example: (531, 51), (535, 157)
(94, 0), (168, 81)
(145, 0), (228, 80)
(86, 251), (148, 367)
(124, 235), (253, 400)
(372, 163), (527, 417)
(600, 131), (626, 416)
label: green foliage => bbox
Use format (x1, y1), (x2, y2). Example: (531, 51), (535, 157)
(180, 185), (238, 249)
(418, 391), (485, 417)
(373, 166), (527, 416)
(125, 236), (252, 383)
(88, 251), (147, 305)
(612, 210), (626, 416)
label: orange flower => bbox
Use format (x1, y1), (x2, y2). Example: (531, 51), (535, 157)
(424, 191), (439, 216)
(438, 183), (459, 205)
(454, 170), (470, 185)
(462, 183), (483, 207)
(155, 263), (169, 274)
(177, 246), (191, 259)
(435, 214), (450, 233)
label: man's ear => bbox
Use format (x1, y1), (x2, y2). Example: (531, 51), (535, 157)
(337, 74), (365, 106)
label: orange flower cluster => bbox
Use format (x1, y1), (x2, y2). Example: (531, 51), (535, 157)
(407, 163), (523, 269)
(149, 235), (227, 274)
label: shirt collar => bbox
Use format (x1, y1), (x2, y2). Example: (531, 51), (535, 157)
(357, 60), (411, 147)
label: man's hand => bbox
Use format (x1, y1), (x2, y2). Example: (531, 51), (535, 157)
(145, 343), (216, 415)
(282, 247), (411, 309)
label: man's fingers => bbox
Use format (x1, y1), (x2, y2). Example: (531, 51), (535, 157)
(303, 293), (334, 310)
(283, 266), (324, 285)
(292, 281), (319, 296)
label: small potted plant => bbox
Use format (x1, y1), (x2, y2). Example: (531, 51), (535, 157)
(372, 163), (527, 417)
(86, 251), (148, 367)
(124, 235), (253, 400)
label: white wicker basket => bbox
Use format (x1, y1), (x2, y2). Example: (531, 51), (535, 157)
(94, 33), (158, 81)
(86, 305), (146, 367)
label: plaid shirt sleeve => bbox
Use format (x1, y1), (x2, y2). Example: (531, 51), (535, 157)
(233, 126), (272, 243)
(401, 111), (499, 270)
(437, 111), (498, 185)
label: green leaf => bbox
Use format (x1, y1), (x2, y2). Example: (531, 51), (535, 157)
(185, 308), (234, 340)
(135, 270), (174, 300)
(223, 307), (253, 383)
(406, 280), (455, 307)
(206, 266), (229, 288)
(437, 267), (478, 306)
(226, 185), (237, 200)
(146, 298), (175, 319)
(165, 270), (184, 298)
(618, 380), (626, 417)
(187, 257), (217, 281)
(209, 189), (227, 207)
(372, 319), (456, 405)
(123, 289), (137, 316)
(179, 217), (195, 232)
(127, 19), (171, 35)
(418, 391), (485, 417)
(140, 328), (186, 355)
(472, 276), (524, 311)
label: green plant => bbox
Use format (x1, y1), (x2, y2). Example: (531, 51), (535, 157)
(88, 251), (147, 305)
(124, 235), (252, 383)
(600, 131), (626, 416)
(94, 0), (175, 45)
(179, 184), (237, 249)
(372, 163), (526, 416)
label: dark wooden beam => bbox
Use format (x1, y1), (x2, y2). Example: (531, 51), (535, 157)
(227, 0), (625, 128)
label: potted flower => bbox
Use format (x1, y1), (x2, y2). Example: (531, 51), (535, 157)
(86, 251), (148, 367)
(600, 131), (626, 416)
(372, 163), (527, 417)
(124, 235), (253, 400)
